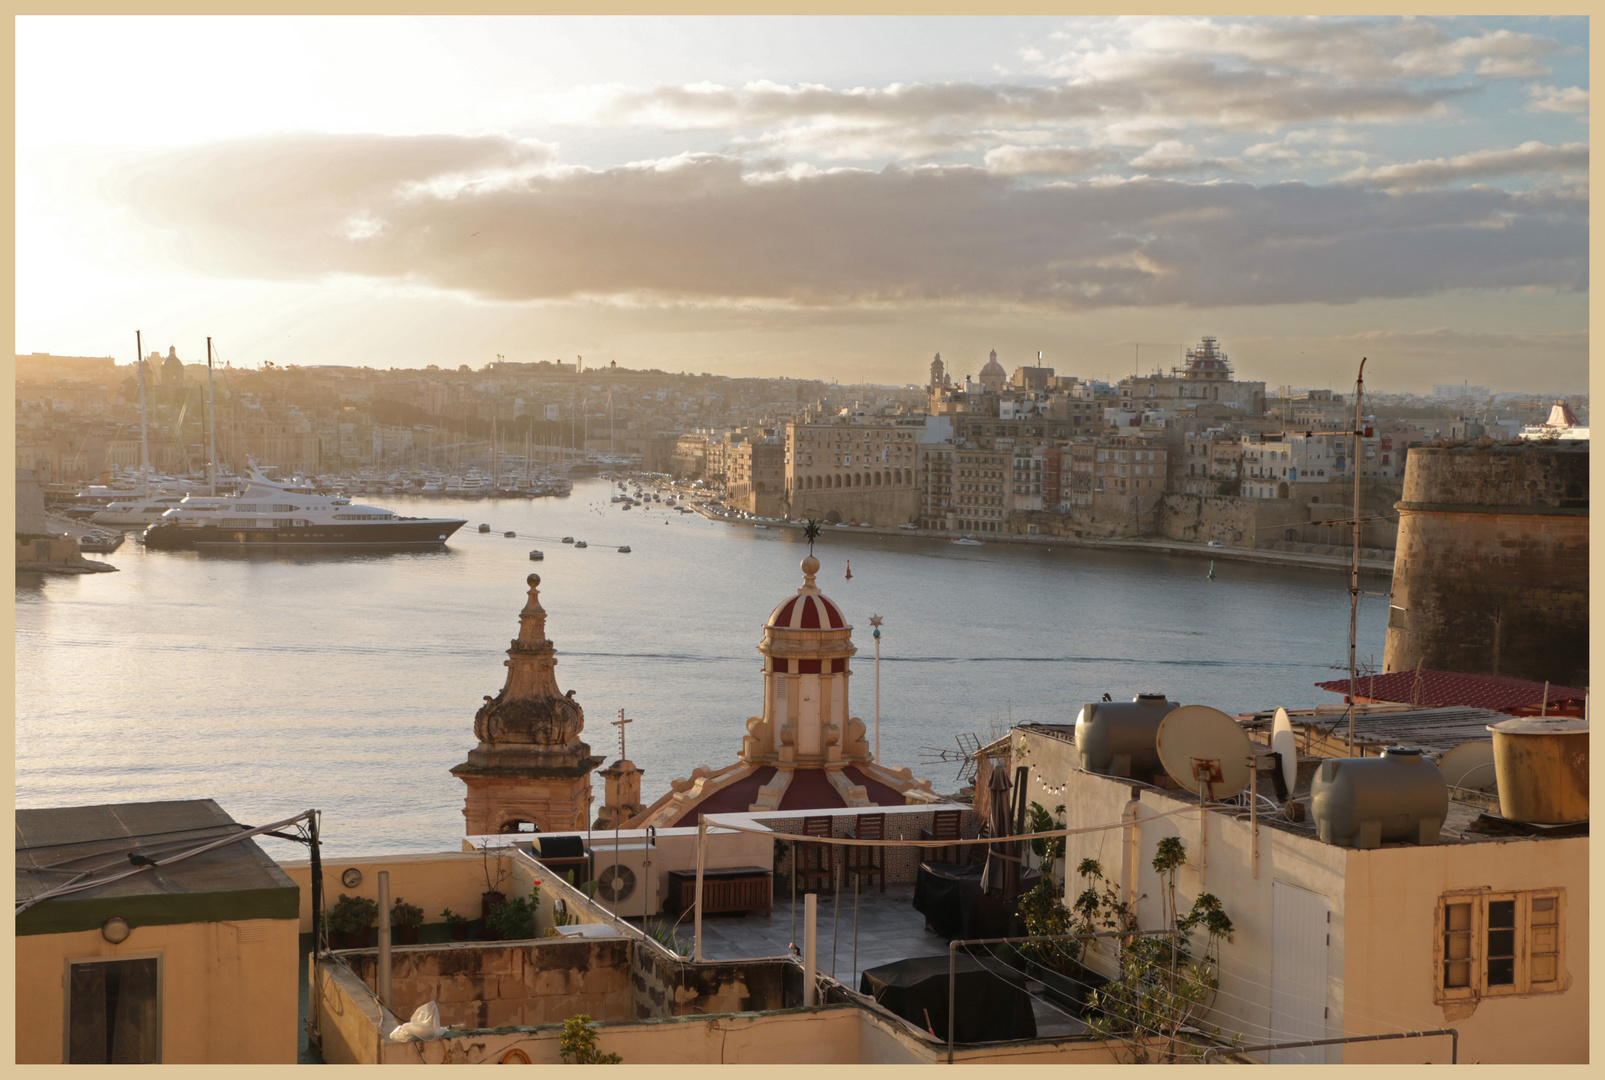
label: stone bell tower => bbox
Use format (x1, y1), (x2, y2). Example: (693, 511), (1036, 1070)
(451, 574), (603, 834)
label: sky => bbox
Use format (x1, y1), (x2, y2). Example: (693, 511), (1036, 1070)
(15, 15), (1589, 394)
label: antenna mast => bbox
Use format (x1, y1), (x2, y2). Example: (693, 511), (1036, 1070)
(206, 337), (217, 495)
(135, 330), (149, 493)
(1347, 358), (1367, 756)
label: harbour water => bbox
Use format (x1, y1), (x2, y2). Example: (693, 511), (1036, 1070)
(16, 479), (1387, 858)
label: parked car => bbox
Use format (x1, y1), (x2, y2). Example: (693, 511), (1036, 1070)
(1207, 540), (1224, 548)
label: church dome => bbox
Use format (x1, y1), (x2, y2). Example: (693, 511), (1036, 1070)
(766, 555), (848, 630)
(980, 349), (1005, 376)
(768, 591), (846, 630)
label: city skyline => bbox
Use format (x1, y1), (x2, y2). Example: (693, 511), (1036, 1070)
(17, 15), (1589, 394)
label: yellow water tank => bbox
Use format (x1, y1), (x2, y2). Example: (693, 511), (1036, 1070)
(1486, 718), (1589, 824)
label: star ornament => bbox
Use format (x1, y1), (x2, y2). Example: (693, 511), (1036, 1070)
(869, 614), (883, 628)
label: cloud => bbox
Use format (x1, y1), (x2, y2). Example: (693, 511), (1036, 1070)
(1129, 140), (1242, 174)
(106, 133), (1588, 312)
(589, 64), (1465, 137)
(1126, 16), (1556, 82)
(1526, 84), (1589, 113)
(984, 144), (1112, 175)
(1338, 140), (1588, 190)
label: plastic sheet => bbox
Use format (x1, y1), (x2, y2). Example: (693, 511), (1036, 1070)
(388, 1001), (445, 1042)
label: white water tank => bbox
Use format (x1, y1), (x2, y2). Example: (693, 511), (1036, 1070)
(1311, 747), (1448, 849)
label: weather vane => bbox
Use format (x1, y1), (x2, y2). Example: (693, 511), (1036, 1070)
(803, 518), (821, 557)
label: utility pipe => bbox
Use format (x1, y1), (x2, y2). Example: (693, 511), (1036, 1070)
(803, 893), (818, 1006)
(376, 871), (392, 1015)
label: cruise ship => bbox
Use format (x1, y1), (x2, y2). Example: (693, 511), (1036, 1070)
(142, 465), (467, 550)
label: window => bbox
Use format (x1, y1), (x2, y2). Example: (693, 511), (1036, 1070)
(1436, 890), (1566, 1003)
(67, 956), (161, 1063)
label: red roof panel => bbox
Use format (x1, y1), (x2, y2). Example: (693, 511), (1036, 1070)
(1314, 670), (1586, 714)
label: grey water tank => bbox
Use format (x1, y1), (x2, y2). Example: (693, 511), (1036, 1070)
(1311, 747), (1449, 849)
(1074, 694), (1178, 778)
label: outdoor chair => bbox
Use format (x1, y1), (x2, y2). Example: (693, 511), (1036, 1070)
(917, 809), (963, 865)
(795, 815), (836, 894)
(844, 812), (886, 894)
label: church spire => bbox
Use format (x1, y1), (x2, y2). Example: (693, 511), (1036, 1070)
(452, 574), (603, 835)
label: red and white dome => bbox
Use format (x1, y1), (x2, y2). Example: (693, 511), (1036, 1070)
(768, 591), (847, 630)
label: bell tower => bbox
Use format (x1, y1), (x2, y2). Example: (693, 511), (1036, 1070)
(451, 574), (603, 834)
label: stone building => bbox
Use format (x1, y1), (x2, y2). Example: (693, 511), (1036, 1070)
(452, 574), (603, 834)
(1383, 442), (1589, 688)
(783, 409), (921, 525)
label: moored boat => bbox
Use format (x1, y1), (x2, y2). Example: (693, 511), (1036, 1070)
(141, 464), (467, 550)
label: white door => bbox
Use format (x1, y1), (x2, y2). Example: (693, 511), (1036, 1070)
(1269, 881), (1331, 1064)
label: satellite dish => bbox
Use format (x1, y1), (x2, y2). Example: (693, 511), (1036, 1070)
(1437, 741), (1499, 794)
(1271, 707), (1298, 798)
(1156, 705), (1255, 801)
(597, 863), (637, 903)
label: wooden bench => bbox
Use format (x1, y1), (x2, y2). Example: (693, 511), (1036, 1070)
(666, 866), (773, 917)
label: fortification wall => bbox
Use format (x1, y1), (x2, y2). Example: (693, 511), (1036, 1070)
(1384, 444), (1588, 687)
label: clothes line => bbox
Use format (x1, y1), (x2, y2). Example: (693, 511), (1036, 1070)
(703, 802), (1200, 849)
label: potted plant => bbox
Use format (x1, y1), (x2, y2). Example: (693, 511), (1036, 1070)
(442, 907), (471, 941)
(391, 897), (424, 945)
(328, 893), (379, 950)
(478, 844), (508, 925)
(485, 881), (542, 941)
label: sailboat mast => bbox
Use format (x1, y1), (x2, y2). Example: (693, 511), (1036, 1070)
(1347, 357), (1367, 756)
(136, 330), (149, 493)
(206, 337), (217, 495)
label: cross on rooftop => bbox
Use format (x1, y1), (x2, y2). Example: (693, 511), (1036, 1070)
(612, 709), (633, 759)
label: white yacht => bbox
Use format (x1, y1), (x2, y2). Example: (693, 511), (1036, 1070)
(92, 495), (229, 527)
(142, 464), (467, 550)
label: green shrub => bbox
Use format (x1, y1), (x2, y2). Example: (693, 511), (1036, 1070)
(559, 1014), (621, 1064)
(390, 897), (424, 928)
(328, 893), (378, 935)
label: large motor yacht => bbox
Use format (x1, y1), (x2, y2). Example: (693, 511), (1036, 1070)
(142, 465), (467, 550)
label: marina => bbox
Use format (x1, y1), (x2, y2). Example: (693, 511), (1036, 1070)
(17, 477), (1388, 858)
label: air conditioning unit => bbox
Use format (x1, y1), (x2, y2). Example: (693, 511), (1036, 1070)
(586, 840), (661, 918)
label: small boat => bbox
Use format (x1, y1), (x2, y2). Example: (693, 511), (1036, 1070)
(574, 540), (588, 549)
(562, 536), (575, 544)
(754, 524), (768, 530)
(529, 549), (544, 560)
(504, 531), (517, 538)
(953, 536), (983, 546)
(617, 546), (631, 553)
(478, 524), (491, 533)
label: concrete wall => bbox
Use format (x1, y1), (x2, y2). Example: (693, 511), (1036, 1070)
(17, 917), (300, 1064)
(281, 851), (509, 933)
(1342, 837), (1589, 1064)
(1384, 445), (1588, 687)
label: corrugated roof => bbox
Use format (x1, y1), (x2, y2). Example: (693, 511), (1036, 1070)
(1289, 706), (1514, 753)
(1314, 670), (1585, 713)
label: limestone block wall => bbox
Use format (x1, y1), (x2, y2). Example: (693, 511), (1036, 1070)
(1384, 444), (1588, 687)
(787, 487), (917, 527)
(629, 945), (793, 1020)
(344, 939), (635, 1030)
